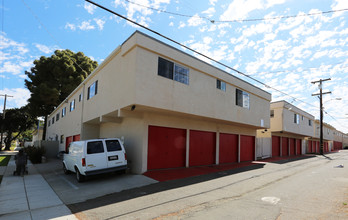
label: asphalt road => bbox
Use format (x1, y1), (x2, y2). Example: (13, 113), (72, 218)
(38, 151), (348, 220)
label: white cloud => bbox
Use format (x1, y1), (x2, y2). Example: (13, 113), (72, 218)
(0, 88), (30, 109)
(209, 0), (218, 5)
(65, 23), (76, 31)
(84, 2), (96, 14)
(94, 18), (106, 30)
(219, 0), (285, 21)
(169, 21), (174, 26)
(331, 0), (348, 11)
(187, 15), (206, 27)
(34, 43), (58, 54)
(202, 7), (215, 17)
(79, 21), (95, 30)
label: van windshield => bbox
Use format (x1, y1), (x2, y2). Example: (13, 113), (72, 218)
(87, 141), (104, 154)
(105, 140), (122, 152)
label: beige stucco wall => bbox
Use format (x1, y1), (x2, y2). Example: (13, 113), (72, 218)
(46, 31), (272, 172)
(46, 86), (84, 151)
(313, 121), (334, 141)
(133, 34), (271, 129)
(270, 101), (314, 137)
(99, 109), (258, 173)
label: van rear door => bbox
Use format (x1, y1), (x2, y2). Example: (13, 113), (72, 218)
(85, 140), (107, 172)
(105, 139), (126, 168)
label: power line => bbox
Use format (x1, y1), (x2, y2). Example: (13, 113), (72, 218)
(123, 0), (348, 23)
(86, 0), (319, 111)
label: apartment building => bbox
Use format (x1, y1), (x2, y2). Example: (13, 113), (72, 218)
(257, 101), (315, 158)
(306, 120), (335, 153)
(46, 31), (271, 174)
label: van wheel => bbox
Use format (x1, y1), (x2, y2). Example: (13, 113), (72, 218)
(75, 168), (85, 182)
(63, 163), (70, 175)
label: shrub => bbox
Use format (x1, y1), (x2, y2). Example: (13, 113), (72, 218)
(24, 146), (46, 164)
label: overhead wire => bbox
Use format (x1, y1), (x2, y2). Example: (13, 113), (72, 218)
(123, 0), (348, 23)
(86, 0), (319, 111)
(88, 0), (348, 131)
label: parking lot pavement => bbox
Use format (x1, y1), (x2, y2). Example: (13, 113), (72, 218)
(34, 158), (158, 205)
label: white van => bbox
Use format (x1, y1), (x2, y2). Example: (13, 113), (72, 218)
(63, 138), (127, 182)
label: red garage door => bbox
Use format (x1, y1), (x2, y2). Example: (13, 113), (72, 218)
(315, 141), (320, 153)
(312, 141), (316, 153)
(289, 138), (296, 156)
(308, 140), (312, 153)
(240, 135), (255, 162)
(148, 126), (186, 170)
(296, 139), (302, 155)
(282, 137), (289, 156)
(219, 133), (238, 164)
(73, 134), (80, 141)
(65, 136), (73, 152)
(324, 142), (328, 153)
(272, 136), (280, 157)
(189, 130), (216, 166)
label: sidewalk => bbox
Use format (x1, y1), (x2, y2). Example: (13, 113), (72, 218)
(0, 152), (77, 220)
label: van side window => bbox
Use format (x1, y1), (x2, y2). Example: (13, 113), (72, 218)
(105, 140), (122, 152)
(87, 141), (104, 154)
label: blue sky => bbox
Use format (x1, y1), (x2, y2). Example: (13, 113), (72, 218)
(1, 0), (348, 133)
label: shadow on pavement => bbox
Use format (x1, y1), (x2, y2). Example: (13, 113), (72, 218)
(67, 163), (265, 215)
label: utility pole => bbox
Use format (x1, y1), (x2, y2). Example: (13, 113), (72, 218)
(0, 94), (14, 149)
(311, 78), (331, 155)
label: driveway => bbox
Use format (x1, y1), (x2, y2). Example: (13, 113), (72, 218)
(34, 158), (157, 204)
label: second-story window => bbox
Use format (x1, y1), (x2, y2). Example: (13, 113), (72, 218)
(56, 113), (60, 121)
(70, 99), (75, 112)
(294, 113), (300, 124)
(62, 107), (66, 118)
(309, 119), (312, 126)
(217, 79), (226, 91)
(79, 93), (83, 102)
(236, 89), (250, 109)
(158, 57), (189, 85)
(87, 80), (98, 100)
(52, 116), (55, 125)
(270, 110), (274, 118)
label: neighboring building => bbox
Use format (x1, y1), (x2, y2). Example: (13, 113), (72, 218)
(308, 120), (335, 153)
(257, 101), (315, 159)
(46, 31), (271, 174)
(32, 126), (44, 144)
(333, 129), (344, 151)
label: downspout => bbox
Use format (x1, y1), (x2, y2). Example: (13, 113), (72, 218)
(80, 83), (85, 140)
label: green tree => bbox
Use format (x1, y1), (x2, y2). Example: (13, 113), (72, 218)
(0, 107), (37, 150)
(25, 49), (98, 140)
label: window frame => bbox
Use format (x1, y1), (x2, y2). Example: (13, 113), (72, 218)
(294, 113), (300, 124)
(216, 79), (226, 91)
(70, 99), (75, 112)
(236, 88), (250, 109)
(62, 107), (66, 118)
(87, 80), (98, 100)
(157, 57), (189, 85)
